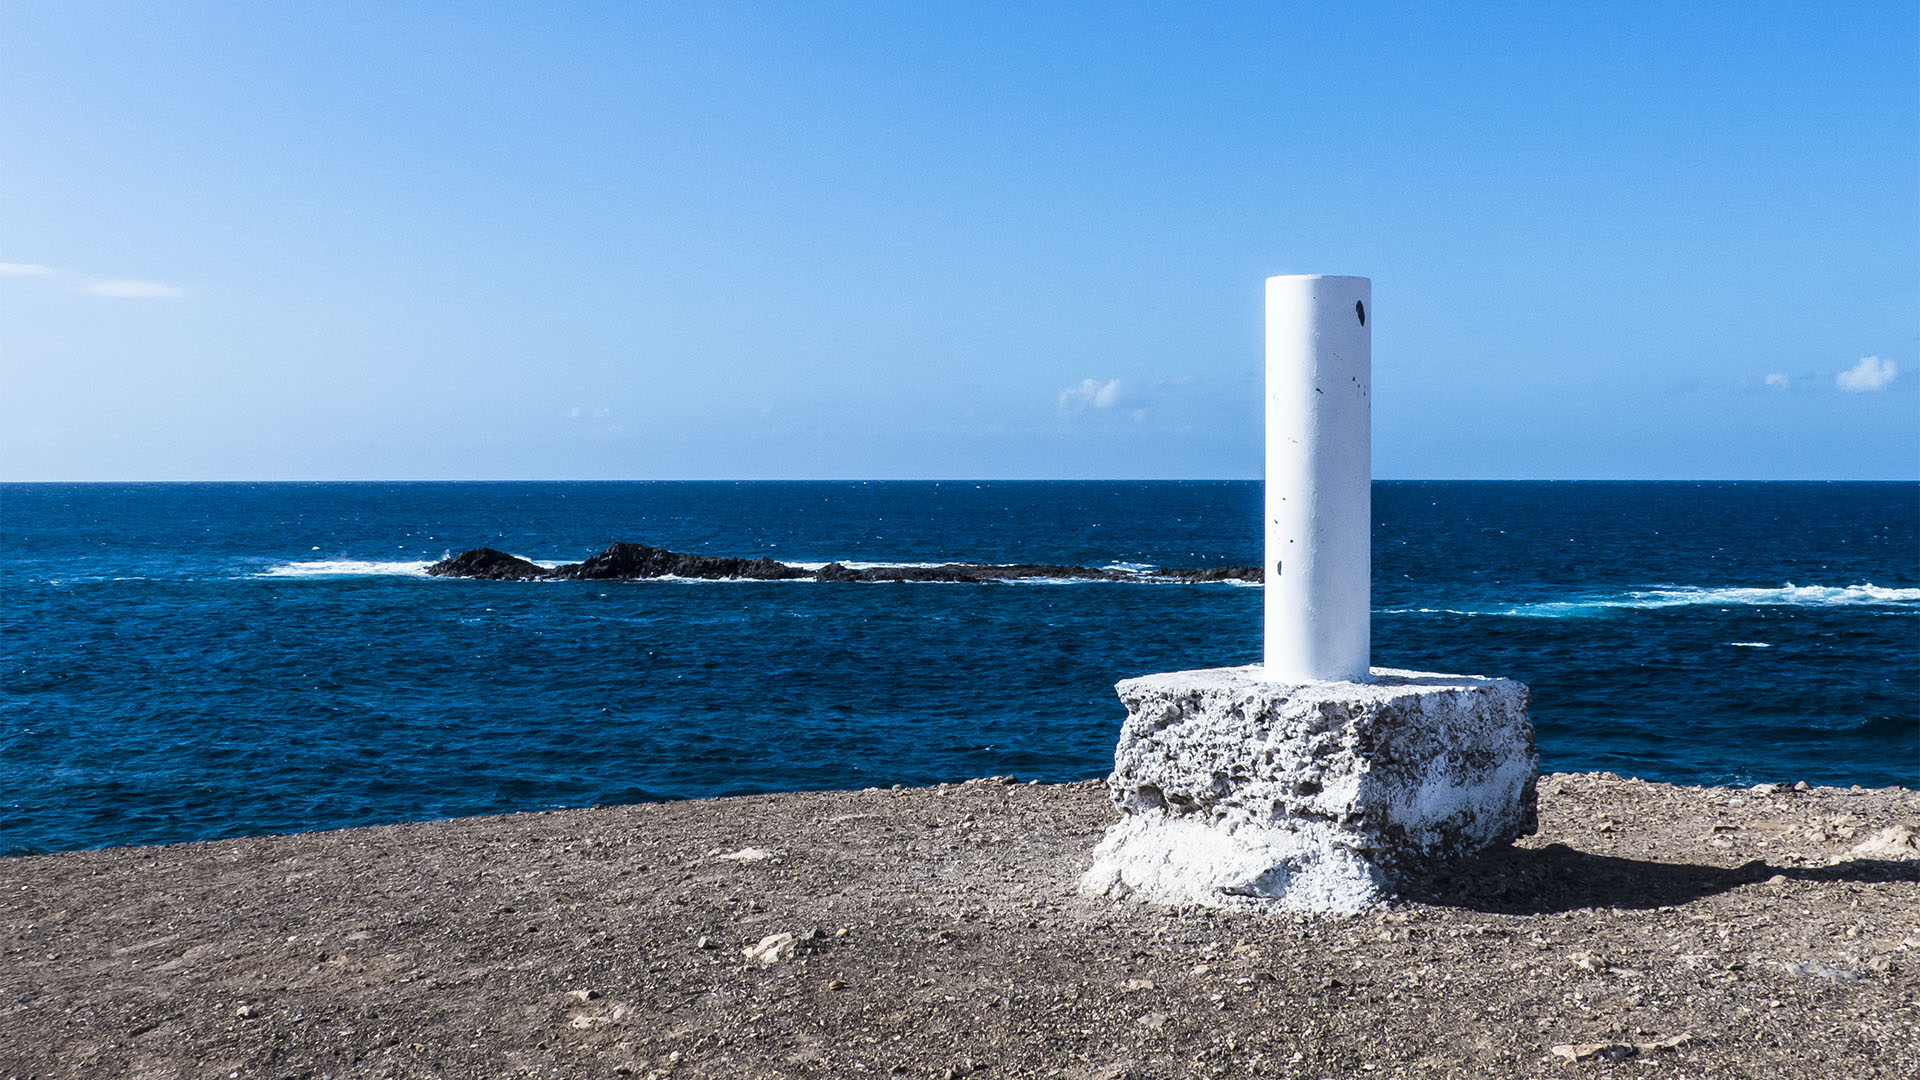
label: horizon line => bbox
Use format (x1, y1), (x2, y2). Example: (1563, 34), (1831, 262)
(3, 477), (1916, 485)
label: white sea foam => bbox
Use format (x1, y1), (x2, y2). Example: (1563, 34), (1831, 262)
(1383, 583), (1919, 619)
(1616, 584), (1920, 607)
(1728, 642), (1773, 648)
(759, 559), (1258, 585)
(256, 559), (436, 578)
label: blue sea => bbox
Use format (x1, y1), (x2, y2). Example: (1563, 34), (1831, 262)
(2, 480), (1915, 856)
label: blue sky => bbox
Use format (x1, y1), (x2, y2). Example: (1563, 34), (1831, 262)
(3, 2), (1915, 480)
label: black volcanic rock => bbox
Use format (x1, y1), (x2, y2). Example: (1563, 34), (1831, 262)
(1160, 566), (1262, 583)
(832, 563), (988, 583)
(981, 563), (1111, 581)
(424, 547), (550, 580)
(546, 542), (812, 582)
(427, 541), (1262, 585)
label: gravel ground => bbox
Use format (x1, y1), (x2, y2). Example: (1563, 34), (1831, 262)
(2, 773), (1915, 1079)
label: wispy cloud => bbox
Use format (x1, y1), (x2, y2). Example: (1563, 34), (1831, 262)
(1763, 373), (1789, 390)
(1, 262), (189, 298)
(83, 278), (187, 299)
(1057, 378), (1125, 415)
(566, 405), (623, 437)
(1836, 356), (1896, 393)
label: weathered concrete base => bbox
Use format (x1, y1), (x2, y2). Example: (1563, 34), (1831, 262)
(1080, 666), (1537, 915)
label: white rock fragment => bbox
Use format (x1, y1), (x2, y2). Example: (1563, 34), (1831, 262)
(1549, 1035), (1689, 1064)
(743, 932), (797, 965)
(1080, 665), (1537, 915)
(567, 1002), (631, 1029)
(714, 847), (778, 862)
(1849, 825), (1917, 860)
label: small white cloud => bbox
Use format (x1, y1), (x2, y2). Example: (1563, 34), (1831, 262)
(1763, 373), (1789, 390)
(0, 262), (54, 276)
(84, 278), (186, 299)
(1057, 378), (1124, 415)
(567, 406), (620, 436)
(1836, 356), (1896, 393)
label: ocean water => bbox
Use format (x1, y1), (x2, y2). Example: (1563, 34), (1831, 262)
(2, 480), (1915, 856)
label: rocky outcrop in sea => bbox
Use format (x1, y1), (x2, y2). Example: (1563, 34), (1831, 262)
(424, 541), (1261, 585)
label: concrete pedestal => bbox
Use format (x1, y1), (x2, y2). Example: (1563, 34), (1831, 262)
(1079, 666), (1537, 915)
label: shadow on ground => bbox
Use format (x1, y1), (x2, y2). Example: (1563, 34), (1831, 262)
(1398, 843), (1920, 915)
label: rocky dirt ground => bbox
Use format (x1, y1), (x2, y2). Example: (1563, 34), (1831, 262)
(2, 773), (1915, 1080)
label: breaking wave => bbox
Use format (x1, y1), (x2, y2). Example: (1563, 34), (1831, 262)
(1382, 583), (1920, 619)
(1614, 584), (1919, 607)
(255, 559), (438, 578)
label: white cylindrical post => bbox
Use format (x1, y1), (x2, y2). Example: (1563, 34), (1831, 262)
(1264, 274), (1371, 683)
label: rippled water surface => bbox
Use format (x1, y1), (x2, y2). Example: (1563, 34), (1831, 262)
(3, 481), (1914, 854)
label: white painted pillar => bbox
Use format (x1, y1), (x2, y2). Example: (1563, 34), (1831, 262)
(1263, 274), (1371, 683)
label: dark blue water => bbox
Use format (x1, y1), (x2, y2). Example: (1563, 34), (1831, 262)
(3, 481), (1915, 855)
